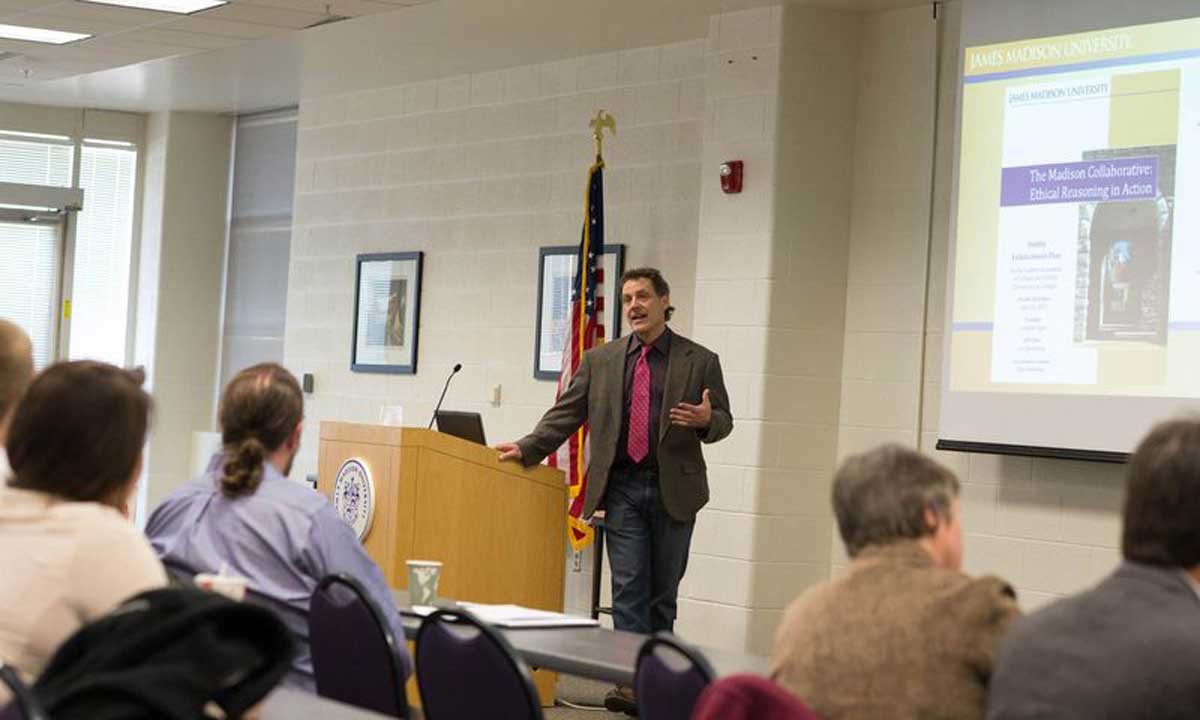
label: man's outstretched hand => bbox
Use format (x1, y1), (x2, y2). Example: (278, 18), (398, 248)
(669, 388), (712, 429)
(496, 442), (523, 462)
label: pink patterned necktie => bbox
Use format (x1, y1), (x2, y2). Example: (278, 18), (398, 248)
(627, 345), (652, 463)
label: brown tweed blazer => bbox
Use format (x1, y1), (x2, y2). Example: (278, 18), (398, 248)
(515, 331), (732, 522)
(769, 541), (1020, 720)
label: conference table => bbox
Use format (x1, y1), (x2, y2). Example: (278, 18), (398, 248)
(259, 688), (389, 719)
(254, 592), (770, 718)
(392, 590), (770, 686)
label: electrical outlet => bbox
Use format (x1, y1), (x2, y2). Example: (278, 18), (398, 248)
(572, 550), (583, 572)
(492, 384), (502, 406)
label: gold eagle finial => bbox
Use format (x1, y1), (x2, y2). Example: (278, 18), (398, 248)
(589, 110), (616, 160)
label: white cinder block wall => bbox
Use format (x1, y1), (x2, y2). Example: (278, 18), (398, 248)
(832, 5), (938, 571)
(278, 0), (1131, 654)
(285, 36), (709, 614)
(833, 2), (1125, 609)
(137, 112), (233, 512)
(678, 6), (862, 654)
(680, 5), (789, 653)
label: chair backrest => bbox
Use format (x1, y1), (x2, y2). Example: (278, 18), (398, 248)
(162, 558), (301, 620)
(633, 632), (716, 720)
(415, 608), (544, 720)
(310, 574), (410, 718)
(692, 673), (822, 720)
(1, 663), (48, 720)
(163, 557), (317, 679)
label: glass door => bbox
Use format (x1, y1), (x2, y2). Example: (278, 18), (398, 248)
(0, 211), (64, 368)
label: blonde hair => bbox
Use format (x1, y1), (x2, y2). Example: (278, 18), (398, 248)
(0, 319), (33, 423)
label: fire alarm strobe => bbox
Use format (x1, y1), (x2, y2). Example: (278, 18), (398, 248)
(720, 160), (743, 194)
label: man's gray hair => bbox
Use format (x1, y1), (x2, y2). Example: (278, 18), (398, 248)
(832, 444), (960, 558)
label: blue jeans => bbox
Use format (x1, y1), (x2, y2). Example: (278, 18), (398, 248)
(604, 468), (695, 635)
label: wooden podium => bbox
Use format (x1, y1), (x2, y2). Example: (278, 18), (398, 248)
(316, 422), (566, 612)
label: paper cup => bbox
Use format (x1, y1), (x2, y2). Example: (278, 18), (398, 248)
(195, 573), (247, 602)
(407, 560), (443, 605)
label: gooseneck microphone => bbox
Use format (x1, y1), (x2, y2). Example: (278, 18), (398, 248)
(428, 363), (463, 429)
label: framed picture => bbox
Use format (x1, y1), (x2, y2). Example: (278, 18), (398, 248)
(534, 244), (625, 381)
(351, 252), (423, 374)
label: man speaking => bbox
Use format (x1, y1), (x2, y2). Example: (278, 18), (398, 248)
(498, 267), (732, 713)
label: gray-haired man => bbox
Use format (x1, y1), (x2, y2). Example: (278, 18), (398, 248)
(769, 445), (1019, 720)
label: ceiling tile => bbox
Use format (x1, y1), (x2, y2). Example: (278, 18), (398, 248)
(84, 34), (195, 56)
(0, 0), (60, 15)
(0, 35), (81, 53)
(0, 67), (58, 81)
(128, 26), (241, 48)
(164, 15), (286, 37)
(202, 2), (324, 29)
(42, 42), (142, 61)
(241, 0), (396, 18)
(0, 61), (31, 78)
(33, 2), (175, 28)
(5, 10), (141, 34)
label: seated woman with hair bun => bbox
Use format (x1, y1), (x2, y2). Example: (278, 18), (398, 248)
(0, 361), (167, 686)
(145, 363), (409, 692)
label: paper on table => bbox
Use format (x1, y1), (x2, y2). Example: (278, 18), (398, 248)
(458, 603), (600, 629)
(490, 616), (600, 629)
(408, 605), (438, 617)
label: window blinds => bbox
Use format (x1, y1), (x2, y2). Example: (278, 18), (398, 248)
(0, 134), (73, 188)
(0, 133), (71, 367)
(69, 143), (137, 365)
(0, 221), (58, 368)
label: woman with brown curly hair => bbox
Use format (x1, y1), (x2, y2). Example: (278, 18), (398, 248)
(0, 361), (167, 686)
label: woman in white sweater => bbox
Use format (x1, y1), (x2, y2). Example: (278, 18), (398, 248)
(0, 361), (167, 687)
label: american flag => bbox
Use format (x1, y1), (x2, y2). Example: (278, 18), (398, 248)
(549, 159), (605, 552)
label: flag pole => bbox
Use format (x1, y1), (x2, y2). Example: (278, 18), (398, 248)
(563, 111), (617, 559)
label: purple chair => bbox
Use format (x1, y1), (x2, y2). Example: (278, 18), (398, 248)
(0, 664), (47, 720)
(633, 632), (716, 720)
(415, 608), (543, 720)
(310, 574), (411, 718)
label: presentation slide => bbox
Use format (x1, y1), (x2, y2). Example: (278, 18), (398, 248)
(950, 16), (1200, 401)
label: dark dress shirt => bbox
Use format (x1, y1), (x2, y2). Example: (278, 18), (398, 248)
(614, 328), (671, 471)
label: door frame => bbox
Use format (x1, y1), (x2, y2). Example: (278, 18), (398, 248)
(0, 181), (83, 363)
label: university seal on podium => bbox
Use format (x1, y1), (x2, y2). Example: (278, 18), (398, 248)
(333, 458), (375, 541)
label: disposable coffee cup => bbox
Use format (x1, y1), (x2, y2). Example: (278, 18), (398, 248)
(407, 560), (443, 605)
(195, 573), (247, 602)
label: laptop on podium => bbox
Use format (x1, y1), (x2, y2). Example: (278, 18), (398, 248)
(434, 410), (487, 446)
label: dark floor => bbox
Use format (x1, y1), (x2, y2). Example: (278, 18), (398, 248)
(545, 675), (626, 719)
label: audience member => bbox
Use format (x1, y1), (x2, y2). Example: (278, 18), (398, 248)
(145, 362), (411, 691)
(770, 444), (1019, 720)
(0, 319), (33, 480)
(0, 361), (167, 685)
(987, 418), (1200, 720)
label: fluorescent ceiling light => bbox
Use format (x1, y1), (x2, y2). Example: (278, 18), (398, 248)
(0, 23), (90, 45)
(80, 0), (228, 13)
